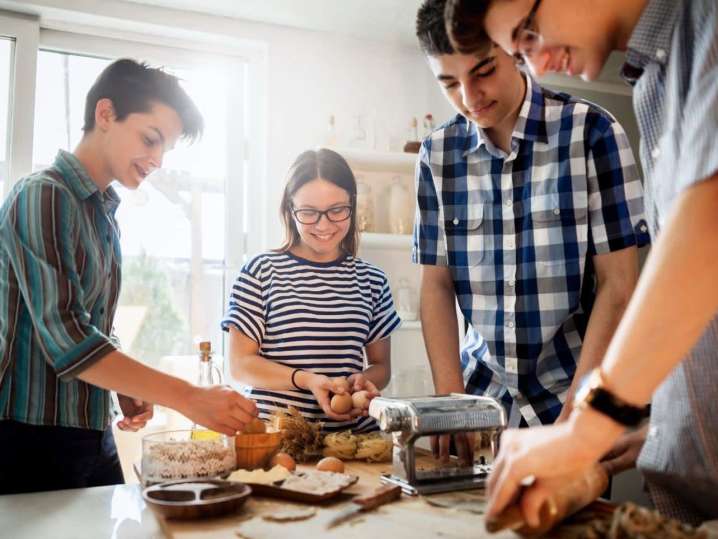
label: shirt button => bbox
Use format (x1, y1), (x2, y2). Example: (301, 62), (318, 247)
(100, 308), (105, 314)
(508, 279), (516, 287)
(505, 199), (513, 207)
(506, 321), (515, 328)
(506, 239), (515, 249)
(553, 207), (560, 216)
(651, 146), (661, 159)
(640, 224), (648, 233)
(656, 48), (666, 60)
(452, 217), (459, 225)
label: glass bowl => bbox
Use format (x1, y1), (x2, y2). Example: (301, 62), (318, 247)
(141, 429), (236, 485)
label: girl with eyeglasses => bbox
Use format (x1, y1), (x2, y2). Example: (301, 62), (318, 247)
(221, 148), (401, 433)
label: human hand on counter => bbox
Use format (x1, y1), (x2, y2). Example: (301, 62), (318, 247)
(600, 423), (648, 476)
(486, 408), (623, 527)
(180, 385), (257, 436)
(117, 394), (154, 432)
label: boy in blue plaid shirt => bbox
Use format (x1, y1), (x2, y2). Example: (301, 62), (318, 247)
(413, 0), (649, 454)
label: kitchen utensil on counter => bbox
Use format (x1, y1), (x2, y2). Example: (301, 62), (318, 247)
(326, 484), (402, 529)
(485, 463), (610, 535)
(141, 429), (236, 485)
(142, 479), (251, 520)
(368, 394), (506, 495)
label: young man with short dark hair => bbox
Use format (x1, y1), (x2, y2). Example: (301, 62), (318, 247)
(445, 0), (718, 525)
(413, 0), (648, 460)
(0, 59), (257, 494)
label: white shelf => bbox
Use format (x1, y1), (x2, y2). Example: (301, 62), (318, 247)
(360, 232), (412, 250)
(329, 147), (417, 173)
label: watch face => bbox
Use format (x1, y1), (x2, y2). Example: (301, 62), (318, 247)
(574, 372), (595, 405)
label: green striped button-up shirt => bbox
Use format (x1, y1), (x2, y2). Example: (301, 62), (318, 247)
(0, 150), (121, 430)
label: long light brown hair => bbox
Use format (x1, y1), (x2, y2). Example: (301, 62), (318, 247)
(277, 148), (359, 256)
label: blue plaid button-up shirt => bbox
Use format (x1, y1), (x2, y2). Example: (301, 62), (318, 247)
(413, 75), (649, 427)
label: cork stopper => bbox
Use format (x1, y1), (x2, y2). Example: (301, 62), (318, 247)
(199, 341), (212, 361)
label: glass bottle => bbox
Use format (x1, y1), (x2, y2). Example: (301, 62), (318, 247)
(350, 114), (368, 148)
(388, 175), (413, 234)
(191, 341), (223, 440)
(326, 114), (337, 147)
(355, 176), (374, 232)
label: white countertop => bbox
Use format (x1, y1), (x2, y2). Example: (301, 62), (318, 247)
(0, 484), (164, 539)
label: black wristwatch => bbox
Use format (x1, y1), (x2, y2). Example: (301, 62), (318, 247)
(573, 368), (650, 427)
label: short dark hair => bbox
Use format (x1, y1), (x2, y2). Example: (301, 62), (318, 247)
(416, 0), (456, 56)
(277, 148), (359, 257)
(445, 0), (494, 55)
(83, 58), (203, 142)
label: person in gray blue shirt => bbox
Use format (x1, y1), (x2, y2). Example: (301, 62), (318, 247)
(445, 0), (718, 527)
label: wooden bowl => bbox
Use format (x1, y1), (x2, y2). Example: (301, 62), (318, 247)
(234, 429), (283, 470)
(142, 479), (251, 520)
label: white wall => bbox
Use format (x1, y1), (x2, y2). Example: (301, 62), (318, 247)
(258, 32), (448, 248)
(0, 0), (451, 252)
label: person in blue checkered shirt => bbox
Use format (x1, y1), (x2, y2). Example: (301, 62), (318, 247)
(413, 0), (649, 449)
(446, 0), (718, 526)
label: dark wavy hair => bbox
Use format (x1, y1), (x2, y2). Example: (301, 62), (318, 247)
(277, 148), (359, 256)
(444, 0), (494, 55)
(83, 58), (203, 142)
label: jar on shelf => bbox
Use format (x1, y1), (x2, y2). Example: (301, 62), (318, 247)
(355, 176), (374, 232)
(395, 277), (417, 321)
(387, 175), (413, 235)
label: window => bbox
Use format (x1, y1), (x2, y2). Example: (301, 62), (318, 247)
(0, 11), (39, 201)
(0, 38), (11, 200)
(31, 41), (249, 370)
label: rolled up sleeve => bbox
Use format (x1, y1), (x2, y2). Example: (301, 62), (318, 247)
(412, 141), (448, 266)
(2, 181), (116, 380)
(586, 115), (651, 254)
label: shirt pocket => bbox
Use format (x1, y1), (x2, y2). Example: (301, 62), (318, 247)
(444, 203), (488, 266)
(530, 193), (588, 266)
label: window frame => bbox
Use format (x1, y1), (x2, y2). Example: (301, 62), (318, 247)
(2, 17), (267, 357)
(0, 10), (40, 198)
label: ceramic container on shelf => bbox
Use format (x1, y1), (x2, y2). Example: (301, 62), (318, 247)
(355, 175), (374, 232)
(387, 175), (413, 235)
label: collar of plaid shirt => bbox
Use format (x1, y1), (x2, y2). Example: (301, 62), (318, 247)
(463, 74), (548, 158)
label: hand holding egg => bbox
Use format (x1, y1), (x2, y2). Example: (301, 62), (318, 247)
(346, 372), (380, 415)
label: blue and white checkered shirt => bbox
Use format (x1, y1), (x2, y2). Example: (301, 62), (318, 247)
(624, 0), (718, 523)
(413, 75), (649, 427)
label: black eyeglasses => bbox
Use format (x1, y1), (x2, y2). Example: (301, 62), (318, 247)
(513, 0), (543, 66)
(291, 205), (353, 225)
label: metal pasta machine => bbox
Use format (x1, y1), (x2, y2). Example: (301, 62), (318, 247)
(368, 394), (506, 495)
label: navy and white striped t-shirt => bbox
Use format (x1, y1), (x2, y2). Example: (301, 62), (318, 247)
(221, 251), (401, 432)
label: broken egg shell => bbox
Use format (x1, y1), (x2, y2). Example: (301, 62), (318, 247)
(316, 456), (345, 473)
(330, 393), (353, 414)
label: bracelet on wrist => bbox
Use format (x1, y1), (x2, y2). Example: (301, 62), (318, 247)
(291, 368), (305, 391)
